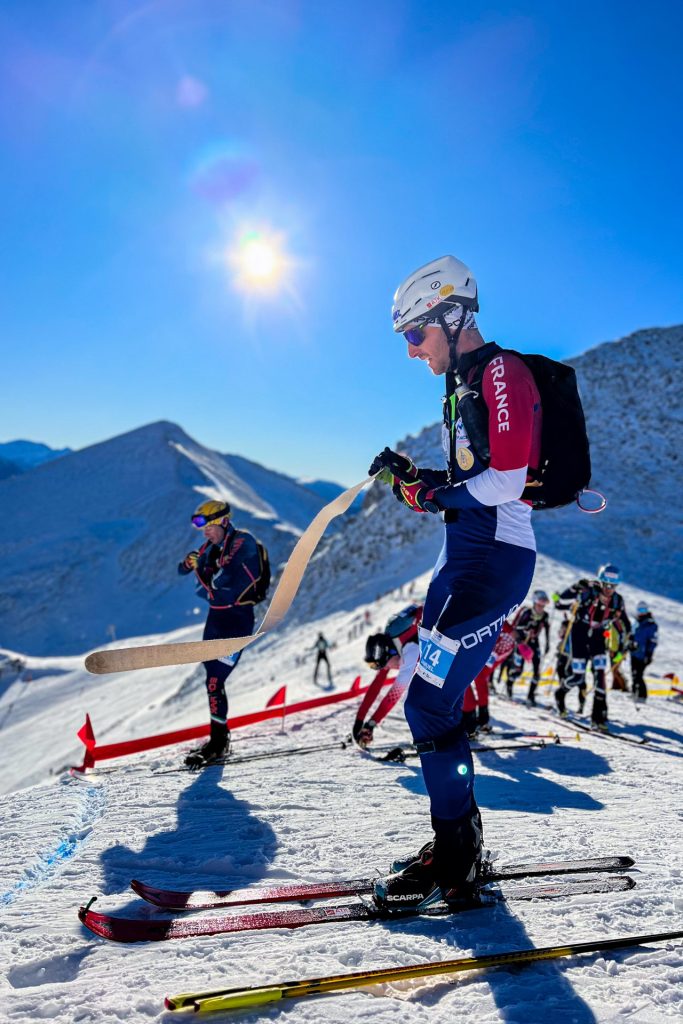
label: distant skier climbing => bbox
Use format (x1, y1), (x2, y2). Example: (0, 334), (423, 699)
(505, 590), (551, 705)
(312, 633), (333, 688)
(631, 602), (658, 701)
(553, 564), (631, 728)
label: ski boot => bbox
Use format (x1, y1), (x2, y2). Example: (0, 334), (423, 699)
(377, 807), (484, 915)
(590, 694), (608, 733)
(461, 709), (478, 739)
(555, 684), (568, 717)
(185, 721), (231, 769)
(477, 707), (493, 733)
(526, 682), (537, 707)
(389, 839), (434, 874)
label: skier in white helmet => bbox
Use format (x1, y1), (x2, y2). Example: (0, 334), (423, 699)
(369, 255), (543, 913)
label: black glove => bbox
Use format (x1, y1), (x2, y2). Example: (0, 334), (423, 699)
(352, 718), (364, 744)
(369, 447), (419, 483)
(357, 721), (375, 749)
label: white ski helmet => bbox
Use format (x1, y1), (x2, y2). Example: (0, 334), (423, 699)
(392, 255), (479, 334)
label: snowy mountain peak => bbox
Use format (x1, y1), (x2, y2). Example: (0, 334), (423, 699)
(0, 421), (330, 655)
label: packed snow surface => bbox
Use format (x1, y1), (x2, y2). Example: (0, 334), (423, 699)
(1, 552), (682, 1023)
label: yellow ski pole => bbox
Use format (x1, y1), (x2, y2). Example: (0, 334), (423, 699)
(165, 929), (683, 1014)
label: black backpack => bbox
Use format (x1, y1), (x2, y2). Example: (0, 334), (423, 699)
(230, 531), (271, 604)
(454, 347), (591, 510)
(250, 538), (271, 604)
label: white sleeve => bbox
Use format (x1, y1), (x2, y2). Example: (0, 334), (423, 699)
(465, 466), (528, 506)
(396, 641), (420, 686)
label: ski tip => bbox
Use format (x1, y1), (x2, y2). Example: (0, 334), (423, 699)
(84, 652), (108, 675)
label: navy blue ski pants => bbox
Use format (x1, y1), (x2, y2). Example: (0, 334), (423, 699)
(404, 527), (535, 820)
(202, 605), (255, 725)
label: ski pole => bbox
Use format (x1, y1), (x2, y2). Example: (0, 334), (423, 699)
(165, 929), (683, 1013)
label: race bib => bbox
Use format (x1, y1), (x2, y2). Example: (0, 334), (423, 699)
(417, 632), (460, 689)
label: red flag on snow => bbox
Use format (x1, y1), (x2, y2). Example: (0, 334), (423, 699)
(77, 713), (96, 750)
(266, 685), (287, 708)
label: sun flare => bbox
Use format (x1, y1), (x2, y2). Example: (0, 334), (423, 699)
(227, 229), (290, 292)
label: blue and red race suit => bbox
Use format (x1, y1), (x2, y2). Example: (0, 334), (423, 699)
(404, 344), (541, 824)
(178, 524), (260, 725)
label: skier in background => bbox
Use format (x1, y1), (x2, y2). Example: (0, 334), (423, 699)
(369, 254), (541, 912)
(505, 590), (551, 705)
(179, 499), (268, 767)
(352, 605), (422, 747)
(313, 633), (333, 687)
(606, 622), (630, 691)
(631, 601), (658, 701)
(554, 564), (631, 728)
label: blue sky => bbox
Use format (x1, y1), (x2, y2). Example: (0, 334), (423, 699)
(1, 0), (681, 485)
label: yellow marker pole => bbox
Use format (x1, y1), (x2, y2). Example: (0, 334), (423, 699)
(165, 930), (683, 1014)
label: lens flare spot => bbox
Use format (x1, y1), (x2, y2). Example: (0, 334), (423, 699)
(227, 229), (291, 293)
(457, 763), (469, 776)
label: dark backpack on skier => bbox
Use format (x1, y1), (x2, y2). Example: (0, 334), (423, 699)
(250, 539), (271, 604)
(230, 531), (271, 604)
(454, 345), (591, 510)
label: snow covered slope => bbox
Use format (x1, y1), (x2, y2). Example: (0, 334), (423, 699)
(0, 421), (328, 656)
(0, 556), (682, 1023)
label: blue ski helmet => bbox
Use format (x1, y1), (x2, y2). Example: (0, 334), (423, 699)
(636, 601), (649, 615)
(597, 564), (621, 586)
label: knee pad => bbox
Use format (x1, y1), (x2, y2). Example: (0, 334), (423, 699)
(593, 654), (608, 670)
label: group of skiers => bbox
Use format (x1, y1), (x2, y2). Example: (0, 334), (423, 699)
(354, 569), (659, 750)
(176, 252), (660, 918)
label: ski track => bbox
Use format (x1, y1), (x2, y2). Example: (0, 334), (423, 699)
(0, 571), (682, 1023)
(0, 779), (106, 909)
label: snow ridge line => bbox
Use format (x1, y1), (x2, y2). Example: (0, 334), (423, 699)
(0, 780), (106, 907)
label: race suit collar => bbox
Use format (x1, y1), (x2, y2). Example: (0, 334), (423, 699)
(456, 341), (501, 383)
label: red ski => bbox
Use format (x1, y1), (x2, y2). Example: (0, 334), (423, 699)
(130, 855), (634, 911)
(80, 875), (636, 943)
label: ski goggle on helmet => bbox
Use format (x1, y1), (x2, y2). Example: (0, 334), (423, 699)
(191, 499), (231, 529)
(392, 255), (479, 345)
(636, 601), (649, 615)
(597, 563), (621, 587)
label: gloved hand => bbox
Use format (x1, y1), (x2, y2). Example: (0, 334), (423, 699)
(369, 447), (419, 483)
(613, 651), (625, 665)
(357, 721), (375, 749)
(393, 478), (441, 514)
(551, 592), (561, 605)
(352, 718), (364, 744)
(183, 550), (199, 570)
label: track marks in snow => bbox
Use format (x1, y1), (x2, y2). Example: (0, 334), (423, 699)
(0, 778), (106, 907)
